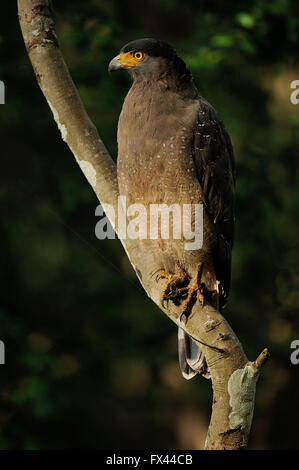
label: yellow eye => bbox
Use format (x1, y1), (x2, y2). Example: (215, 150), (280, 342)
(133, 51), (144, 61)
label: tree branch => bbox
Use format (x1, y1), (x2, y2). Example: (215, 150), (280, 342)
(18, 0), (270, 450)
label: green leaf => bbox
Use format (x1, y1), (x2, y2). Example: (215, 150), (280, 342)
(211, 34), (234, 47)
(236, 12), (255, 29)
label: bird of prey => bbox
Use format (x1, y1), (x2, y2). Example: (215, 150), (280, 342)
(109, 38), (235, 379)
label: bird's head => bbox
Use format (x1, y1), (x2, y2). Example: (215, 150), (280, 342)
(108, 38), (192, 89)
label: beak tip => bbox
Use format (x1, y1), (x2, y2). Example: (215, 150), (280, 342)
(108, 57), (122, 72)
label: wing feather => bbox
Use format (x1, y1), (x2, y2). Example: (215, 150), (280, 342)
(192, 98), (236, 305)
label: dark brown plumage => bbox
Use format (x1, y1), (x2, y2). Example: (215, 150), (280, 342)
(109, 38), (235, 379)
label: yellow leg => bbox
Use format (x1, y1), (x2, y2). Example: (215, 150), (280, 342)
(156, 263), (206, 313)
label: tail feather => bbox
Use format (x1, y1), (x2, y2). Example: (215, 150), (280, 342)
(177, 270), (221, 380)
(178, 327), (209, 380)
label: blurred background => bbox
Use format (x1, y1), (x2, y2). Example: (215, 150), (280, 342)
(0, 0), (299, 450)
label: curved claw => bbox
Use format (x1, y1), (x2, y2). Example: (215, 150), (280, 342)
(154, 269), (168, 283)
(150, 268), (163, 281)
(179, 311), (187, 327)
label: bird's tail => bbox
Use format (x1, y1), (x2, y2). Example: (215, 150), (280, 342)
(178, 327), (210, 379)
(177, 267), (222, 380)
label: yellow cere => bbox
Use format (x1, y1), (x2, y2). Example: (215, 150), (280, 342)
(117, 51), (145, 68)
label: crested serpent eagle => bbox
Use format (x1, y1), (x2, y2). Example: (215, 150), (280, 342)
(109, 38), (235, 379)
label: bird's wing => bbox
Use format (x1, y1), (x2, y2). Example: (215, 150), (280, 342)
(192, 98), (236, 305)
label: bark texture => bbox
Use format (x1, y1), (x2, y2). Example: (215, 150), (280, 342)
(18, 0), (270, 450)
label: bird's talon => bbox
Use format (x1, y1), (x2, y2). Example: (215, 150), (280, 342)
(179, 311), (187, 326)
(155, 269), (166, 282)
(157, 264), (207, 316)
(197, 291), (204, 305)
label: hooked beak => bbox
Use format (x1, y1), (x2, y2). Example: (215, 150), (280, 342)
(108, 55), (122, 72)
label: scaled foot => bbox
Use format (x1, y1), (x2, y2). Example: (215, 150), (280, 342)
(156, 263), (206, 316)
